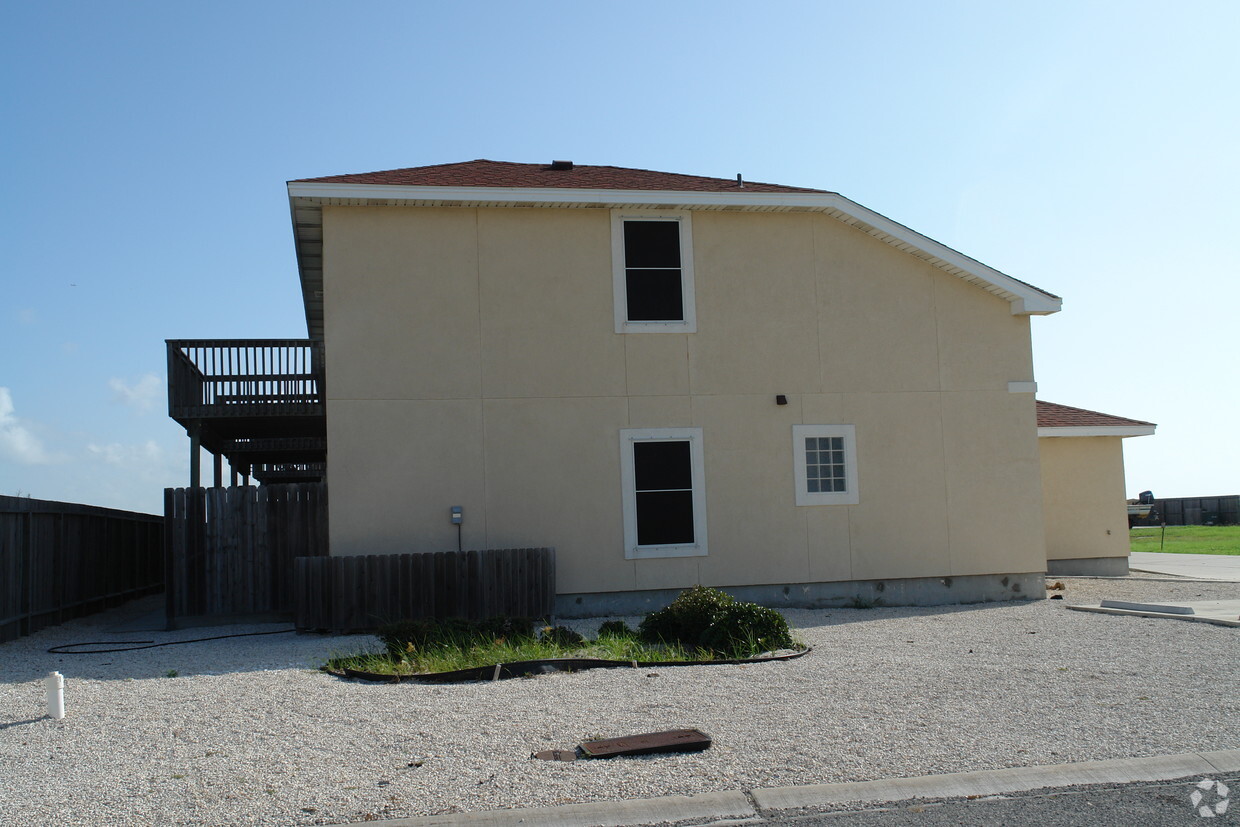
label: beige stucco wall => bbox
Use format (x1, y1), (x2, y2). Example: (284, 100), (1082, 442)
(1039, 436), (1130, 562)
(322, 205), (1047, 593)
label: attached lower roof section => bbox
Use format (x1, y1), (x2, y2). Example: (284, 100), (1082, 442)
(1036, 400), (1156, 438)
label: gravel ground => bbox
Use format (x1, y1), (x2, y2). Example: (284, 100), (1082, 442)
(1, 577), (1236, 826)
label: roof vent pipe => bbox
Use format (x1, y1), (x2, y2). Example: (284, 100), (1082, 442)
(550, 160), (574, 170)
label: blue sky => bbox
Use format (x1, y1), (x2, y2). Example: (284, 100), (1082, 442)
(2, 1), (1236, 514)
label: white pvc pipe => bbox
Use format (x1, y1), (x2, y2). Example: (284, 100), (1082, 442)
(46, 671), (64, 720)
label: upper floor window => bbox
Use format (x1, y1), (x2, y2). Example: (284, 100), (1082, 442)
(611, 211), (696, 333)
(792, 424), (859, 506)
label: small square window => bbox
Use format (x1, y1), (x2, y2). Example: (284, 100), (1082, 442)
(792, 425), (859, 506)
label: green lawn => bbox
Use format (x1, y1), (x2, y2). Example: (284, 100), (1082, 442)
(1130, 525), (1240, 555)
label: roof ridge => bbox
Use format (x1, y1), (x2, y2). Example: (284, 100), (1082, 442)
(290, 159), (829, 193)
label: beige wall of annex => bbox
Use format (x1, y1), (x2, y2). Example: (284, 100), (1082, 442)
(322, 206), (482, 401)
(327, 398), (484, 556)
(1040, 436), (1130, 562)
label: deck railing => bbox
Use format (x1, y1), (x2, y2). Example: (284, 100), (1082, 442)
(167, 339), (324, 418)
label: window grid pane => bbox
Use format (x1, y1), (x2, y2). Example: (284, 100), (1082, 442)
(805, 436), (847, 495)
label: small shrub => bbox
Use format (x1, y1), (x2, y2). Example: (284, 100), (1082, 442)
(539, 625), (586, 648)
(638, 585), (735, 645)
(596, 620), (633, 639)
(699, 602), (793, 656)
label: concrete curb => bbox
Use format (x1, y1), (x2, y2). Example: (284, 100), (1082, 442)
(1067, 604), (1240, 628)
(350, 791), (755, 826)
(345, 749), (1240, 826)
(750, 750), (1239, 812)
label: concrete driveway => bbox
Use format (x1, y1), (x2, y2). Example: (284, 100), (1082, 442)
(1128, 552), (1240, 581)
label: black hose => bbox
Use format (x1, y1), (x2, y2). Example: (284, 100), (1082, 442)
(47, 628), (296, 654)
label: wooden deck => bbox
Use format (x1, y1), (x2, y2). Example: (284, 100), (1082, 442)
(166, 339), (327, 486)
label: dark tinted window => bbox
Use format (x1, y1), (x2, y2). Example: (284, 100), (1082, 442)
(623, 221), (681, 268)
(625, 269), (684, 321)
(636, 491), (695, 545)
(633, 440), (694, 545)
(624, 220), (684, 322)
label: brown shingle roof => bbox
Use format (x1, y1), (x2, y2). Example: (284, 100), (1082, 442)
(291, 159), (829, 194)
(1036, 400), (1155, 429)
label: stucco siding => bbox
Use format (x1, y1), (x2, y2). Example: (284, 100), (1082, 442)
(321, 204), (1046, 594)
(1040, 436), (1130, 562)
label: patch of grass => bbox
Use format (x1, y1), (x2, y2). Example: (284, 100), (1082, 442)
(1130, 525), (1240, 555)
(325, 632), (723, 677)
(326, 591), (804, 678)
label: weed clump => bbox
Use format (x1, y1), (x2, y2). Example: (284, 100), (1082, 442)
(539, 625), (586, 648)
(596, 620), (633, 638)
(377, 616), (535, 658)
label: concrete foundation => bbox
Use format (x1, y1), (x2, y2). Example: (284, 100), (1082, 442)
(1046, 556), (1129, 577)
(554, 571), (1044, 618)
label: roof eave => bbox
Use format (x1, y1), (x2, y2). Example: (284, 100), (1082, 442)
(1038, 425), (1158, 438)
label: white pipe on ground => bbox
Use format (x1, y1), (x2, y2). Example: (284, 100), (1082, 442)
(46, 671), (64, 720)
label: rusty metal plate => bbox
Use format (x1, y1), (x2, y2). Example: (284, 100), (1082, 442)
(532, 749), (579, 761)
(579, 728), (712, 759)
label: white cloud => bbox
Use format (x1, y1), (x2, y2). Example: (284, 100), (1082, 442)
(86, 439), (165, 469)
(0, 387), (50, 464)
(109, 373), (162, 414)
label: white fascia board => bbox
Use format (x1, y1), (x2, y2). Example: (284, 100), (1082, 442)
(285, 183), (1063, 316)
(1038, 426), (1157, 438)
(833, 196), (1062, 316)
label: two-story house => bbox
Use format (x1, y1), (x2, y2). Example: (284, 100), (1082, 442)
(167, 160), (1154, 620)
(277, 159), (1075, 612)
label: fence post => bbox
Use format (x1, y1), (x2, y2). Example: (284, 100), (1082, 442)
(20, 511), (32, 637)
(164, 488), (176, 630)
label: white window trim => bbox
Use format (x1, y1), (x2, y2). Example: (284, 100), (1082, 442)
(611, 210), (697, 333)
(620, 427), (708, 559)
(793, 425), (859, 506)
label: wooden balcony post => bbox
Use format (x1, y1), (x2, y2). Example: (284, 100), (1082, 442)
(189, 423), (201, 488)
(213, 452), (223, 488)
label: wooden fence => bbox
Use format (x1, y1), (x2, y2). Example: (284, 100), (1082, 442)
(1150, 495), (1240, 526)
(0, 496), (163, 643)
(294, 548), (556, 633)
(164, 483), (327, 626)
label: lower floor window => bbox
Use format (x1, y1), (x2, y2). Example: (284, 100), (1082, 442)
(793, 424), (859, 506)
(620, 428), (708, 559)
